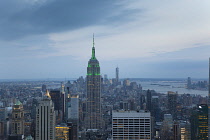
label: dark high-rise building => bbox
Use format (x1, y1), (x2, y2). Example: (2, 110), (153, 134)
(190, 109), (198, 140)
(50, 87), (65, 123)
(68, 121), (78, 140)
(85, 36), (102, 129)
(197, 104), (208, 140)
(49, 90), (62, 111)
(140, 95), (146, 110)
(146, 90), (152, 112)
(173, 121), (180, 140)
(187, 77), (192, 89)
(0, 121), (4, 139)
(168, 91), (177, 119)
(208, 58), (210, 140)
(151, 96), (160, 122)
(42, 84), (47, 93)
(190, 104), (208, 140)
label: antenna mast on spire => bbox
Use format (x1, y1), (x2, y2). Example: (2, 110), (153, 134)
(91, 34), (96, 59)
(93, 33), (95, 47)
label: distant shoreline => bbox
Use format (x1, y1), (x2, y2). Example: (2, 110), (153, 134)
(0, 77), (208, 82)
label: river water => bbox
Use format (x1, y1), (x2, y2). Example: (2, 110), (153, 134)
(130, 78), (208, 97)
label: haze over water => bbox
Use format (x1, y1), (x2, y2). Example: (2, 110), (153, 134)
(132, 78), (208, 97)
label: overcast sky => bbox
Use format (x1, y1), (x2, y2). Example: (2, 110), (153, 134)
(0, 0), (209, 79)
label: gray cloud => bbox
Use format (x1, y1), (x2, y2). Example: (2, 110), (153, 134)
(0, 0), (139, 40)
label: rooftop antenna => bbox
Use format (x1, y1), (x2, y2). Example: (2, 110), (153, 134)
(93, 33), (95, 47)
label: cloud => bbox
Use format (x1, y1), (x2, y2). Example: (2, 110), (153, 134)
(0, 0), (210, 79)
(0, 0), (137, 40)
(44, 0), (210, 62)
(2, 0), (210, 61)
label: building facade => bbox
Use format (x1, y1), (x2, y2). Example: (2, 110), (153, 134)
(168, 91), (178, 119)
(55, 124), (70, 140)
(187, 77), (192, 89)
(208, 58), (210, 140)
(116, 67), (119, 85)
(49, 88), (65, 123)
(180, 121), (191, 140)
(35, 90), (55, 140)
(10, 101), (24, 139)
(112, 110), (151, 140)
(146, 90), (152, 112)
(69, 95), (79, 120)
(197, 104), (208, 140)
(85, 37), (102, 129)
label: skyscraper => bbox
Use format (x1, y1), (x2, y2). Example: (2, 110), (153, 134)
(146, 89), (152, 112)
(61, 82), (65, 121)
(180, 121), (191, 140)
(116, 67), (119, 84)
(49, 88), (65, 123)
(191, 104), (208, 140)
(35, 90), (56, 140)
(187, 77), (192, 89)
(168, 91), (178, 119)
(208, 58), (210, 140)
(151, 96), (160, 122)
(10, 101), (24, 139)
(0, 122), (4, 139)
(69, 95), (79, 120)
(42, 84), (47, 93)
(112, 110), (151, 140)
(197, 104), (208, 140)
(55, 124), (70, 140)
(85, 36), (102, 129)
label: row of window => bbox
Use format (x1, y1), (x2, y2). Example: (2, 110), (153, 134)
(113, 133), (151, 135)
(113, 119), (150, 122)
(113, 128), (150, 131)
(113, 122), (150, 125)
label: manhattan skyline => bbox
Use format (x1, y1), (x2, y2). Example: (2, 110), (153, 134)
(0, 0), (209, 79)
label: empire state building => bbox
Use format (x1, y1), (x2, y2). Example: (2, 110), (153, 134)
(85, 36), (102, 129)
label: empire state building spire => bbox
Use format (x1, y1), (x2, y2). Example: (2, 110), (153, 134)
(91, 34), (96, 59)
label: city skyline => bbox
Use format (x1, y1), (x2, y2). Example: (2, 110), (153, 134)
(0, 0), (210, 79)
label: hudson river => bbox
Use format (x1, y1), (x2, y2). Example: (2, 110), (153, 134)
(131, 78), (208, 97)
